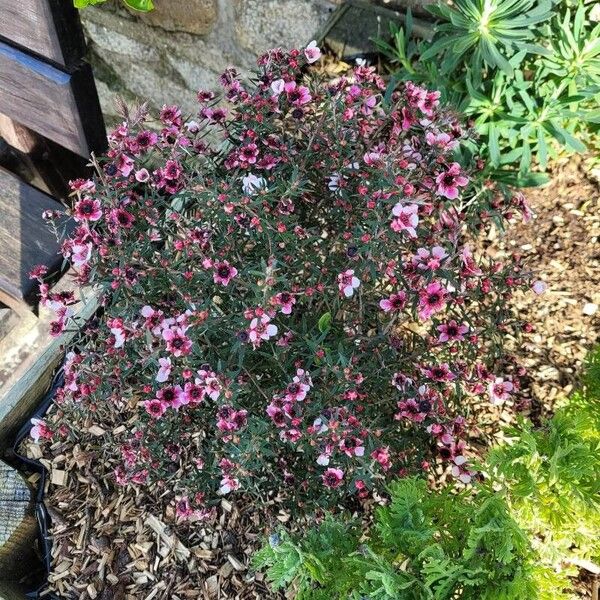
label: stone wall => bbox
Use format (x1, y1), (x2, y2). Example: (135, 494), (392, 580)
(81, 0), (341, 123)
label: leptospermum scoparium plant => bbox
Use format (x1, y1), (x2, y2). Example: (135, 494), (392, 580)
(31, 43), (540, 515)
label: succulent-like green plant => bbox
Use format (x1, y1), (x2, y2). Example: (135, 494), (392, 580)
(376, 1), (600, 186)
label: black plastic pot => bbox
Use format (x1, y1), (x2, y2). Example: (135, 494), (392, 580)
(9, 368), (64, 600)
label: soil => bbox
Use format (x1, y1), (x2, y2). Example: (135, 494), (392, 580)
(487, 157), (599, 421)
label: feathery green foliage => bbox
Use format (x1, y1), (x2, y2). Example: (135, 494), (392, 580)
(254, 477), (539, 599)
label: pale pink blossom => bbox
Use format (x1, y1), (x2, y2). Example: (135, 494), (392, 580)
(156, 357), (172, 382)
(412, 246), (448, 271)
(30, 418), (52, 442)
(248, 315), (278, 348)
(338, 269), (360, 298)
(271, 78), (285, 96)
(391, 203), (419, 238)
(489, 377), (514, 405)
(304, 40), (321, 64)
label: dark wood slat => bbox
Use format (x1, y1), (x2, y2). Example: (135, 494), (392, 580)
(0, 41), (106, 158)
(0, 167), (67, 314)
(0, 0), (86, 69)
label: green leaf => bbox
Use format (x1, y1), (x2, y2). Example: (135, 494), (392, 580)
(318, 312), (332, 333)
(73, 0), (106, 6)
(122, 0), (154, 11)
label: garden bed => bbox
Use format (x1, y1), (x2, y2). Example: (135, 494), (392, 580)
(10, 6), (600, 595)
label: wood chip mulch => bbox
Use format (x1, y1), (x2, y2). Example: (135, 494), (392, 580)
(24, 435), (285, 600)
(465, 156), (600, 452)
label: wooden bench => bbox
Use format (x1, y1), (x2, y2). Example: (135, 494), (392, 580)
(0, 0), (106, 314)
(0, 167), (68, 315)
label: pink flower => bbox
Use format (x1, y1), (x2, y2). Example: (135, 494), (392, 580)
(435, 163), (469, 199)
(339, 437), (365, 458)
(417, 90), (440, 116)
(71, 242), (92, 267)
(219, 475), (240, 495)
(489, 377), (513, 405)
(271, 78), (285, 96)
(156, 357), (172, 382)
(412, 246), (448, 271)
(322, 467), (344, 488)
(273, 292), (296, 315)
(423, 363), (456, 382)
(425, 131), (458, 151)
(395, 399), (427, 423)
(304, 40), (321, 64)
(437, 320), (468, 343)
(284, 81), (312, 106)
(532, 280), (547, 295)
(363, 150), (382, 166)
(116, 154), (134, 177)
(73, 198), (102, 222)
(143, 399), (168, 419)
(361, 95), (377, 116)
(248, 315), (278, 348)
(451, 455), (473, 484)
(391, 203), (419, 238)
(30, 418), (52, 442)
(418, 281), (447, 320)
(135, 168), (150, 182)
(338, 269), (360, 298)
(213, 261), (238, 286)
(284, 376), (310, 403)
(184, 381), (206, 405)
(371, 447), (392, 471)
(163, 159), (182, 180)
(196, 369), (222, 401)
(460, 246), (483, 277)
(162, 327), (192, 357)
(157, 385), (186, 409)
(379, 291), (407, 312)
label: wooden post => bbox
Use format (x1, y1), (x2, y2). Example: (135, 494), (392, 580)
(0, 461), (38, 581)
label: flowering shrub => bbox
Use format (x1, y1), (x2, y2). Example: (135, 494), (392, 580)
(32, 43), (538, 512)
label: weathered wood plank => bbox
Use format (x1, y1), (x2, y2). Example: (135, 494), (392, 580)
(0, 41), (106, 157)
(0, 0), (86, 69)
(0, 166), (65, 314)
(0, 114), (94, 199)
(0, 461), (37, 580)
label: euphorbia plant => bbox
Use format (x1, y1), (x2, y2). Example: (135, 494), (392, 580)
(31, 43), (539, 514)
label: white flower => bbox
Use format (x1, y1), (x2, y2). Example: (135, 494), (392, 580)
(242, 173), (267, 195)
